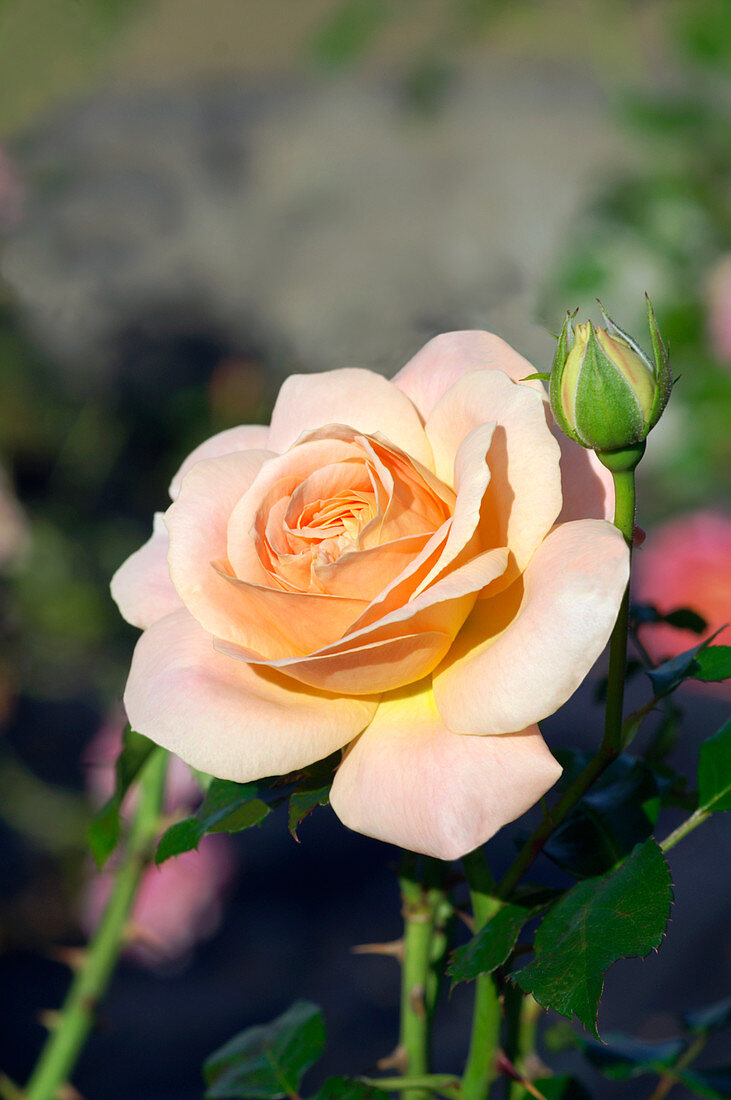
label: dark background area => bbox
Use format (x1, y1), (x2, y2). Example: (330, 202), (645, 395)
(0, 1), (729, 1097)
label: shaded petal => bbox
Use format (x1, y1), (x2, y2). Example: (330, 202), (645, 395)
(330, 680), (562, 860)
(426, 370), (562, 584)
(393, 331), (544, 422)
(553, 430), (614, 523)
(166, 449), (274, 636)
(111, 513), (182, 629)
(124, 609), (377, 780)
(267, 369), (434, 469)
(433, 520), (629, 735)
(169, 425), (270, 499)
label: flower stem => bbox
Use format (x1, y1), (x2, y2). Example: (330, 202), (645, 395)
(23, 748), (168, 1100)
(660, 808), (711, 853)
(602, 465), (637, 755)
(461, 850), (501, 1100)
(399, 857), (442, 1100)
(506, 994), (542, 1100)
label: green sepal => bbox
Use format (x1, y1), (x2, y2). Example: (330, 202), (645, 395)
(521, 372), (551, 381)
(645, 294), (673, 429)
(156, 778), (272, 863)
(573, 324), (645, 450)
(549, 311), (583, 445)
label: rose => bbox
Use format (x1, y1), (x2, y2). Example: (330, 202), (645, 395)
(634, 510), (731, 698)
(112, 330), (628, 860)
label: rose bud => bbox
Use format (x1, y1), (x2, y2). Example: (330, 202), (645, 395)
(549, 298), (672, 460)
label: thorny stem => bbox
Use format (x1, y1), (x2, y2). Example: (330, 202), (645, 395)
(23, 749), (168, 1100)
(461, 850), (501, 1100)
(399, 856), (445, 1100)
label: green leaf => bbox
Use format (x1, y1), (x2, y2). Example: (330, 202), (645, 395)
(87, 725), (156, 867)
(515, 1077), (592, 1100)
(678, 1066), (731, 1099)
(694, 646), (731, 683)
(545, 754), (659, 877)
(448, 903), (535, 985)
(288, 754), (339, 840)
(204, 1001), (326, 1099)
(698, 718), (731, 814)
(632, 602), (707, 634)
(156, 779), (270, 864)
(683, 995), (731, 1035)
(513, 840), (673, 1038)
(316, 1079), (390, 1100)
(646, 632), (725, 697)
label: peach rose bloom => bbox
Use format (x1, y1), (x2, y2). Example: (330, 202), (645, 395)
(634, 510), (731, 696)
(112, 332), (629, 860)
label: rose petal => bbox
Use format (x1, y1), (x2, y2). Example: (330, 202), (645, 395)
(426, 370), (562, 585)
(330, 680), (562, 860)
(111, 513), (182, 629)
(393, 330), (544, 422)
(244, 546), (508, 693)
(166, 448), (274, 635)
(267, 369), (434, 470)
(124, 608), (377, 780)
(433, 519), (629, 735)
(169, 425), (271, 500)
(553, 429), (614, 523)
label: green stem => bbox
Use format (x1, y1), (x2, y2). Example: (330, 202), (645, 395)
(506, 994), (542, 1100)
(363, 1075), (461, 1096)
(497, 462), (638, 901)
(399, 857), (439, 1100)
(660, 808), (711, 853)
(24, 748), (168, 1100)
(461, 850), (501, 1100)
(603, 466), (637, 755)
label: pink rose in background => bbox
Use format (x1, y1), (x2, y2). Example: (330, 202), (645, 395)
(707, 255), (731, 364)
(82, 718), (235, 968)
(112, 331), (628, 860)
(634, 510), (731, 696)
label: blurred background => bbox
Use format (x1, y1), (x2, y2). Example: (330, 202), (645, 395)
(0, 1), (729, 1097)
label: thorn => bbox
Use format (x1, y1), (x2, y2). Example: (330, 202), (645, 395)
(633, 525), (646, 549)
(37, 1009), (61, 1031)
(408, 984), (427, 1020)
(454, 908), (475, 932)
(351, 939), (404, 961)
(49, 946), (88, 972)
(124, 920), (165, 952)
(377, 1045), (408, 1074)
(495, 1052), (547, 1099)
(58, 1084), (84, 1100)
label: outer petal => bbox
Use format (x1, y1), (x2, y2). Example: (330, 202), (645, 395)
(426, 370), (562, 584)
(124, 609), (377, 780)
(330, 680), (562, 860)
(111, 513), (182, 630)
(393, 331), (544, 422)
(267, 369), (434, 470)
(169, 425), (271, 499)
(433, 519), (629, 736)
(166, 448), (274, 639)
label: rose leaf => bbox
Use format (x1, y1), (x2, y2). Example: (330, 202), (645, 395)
(204, 1000), (326, 1099)
(698, 717), (731, 814)
(87, 724), (156, 868)
(512, 839), (673, 1039)
(448, 903), (536, 986)
(316, 1078), (391, 1100)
